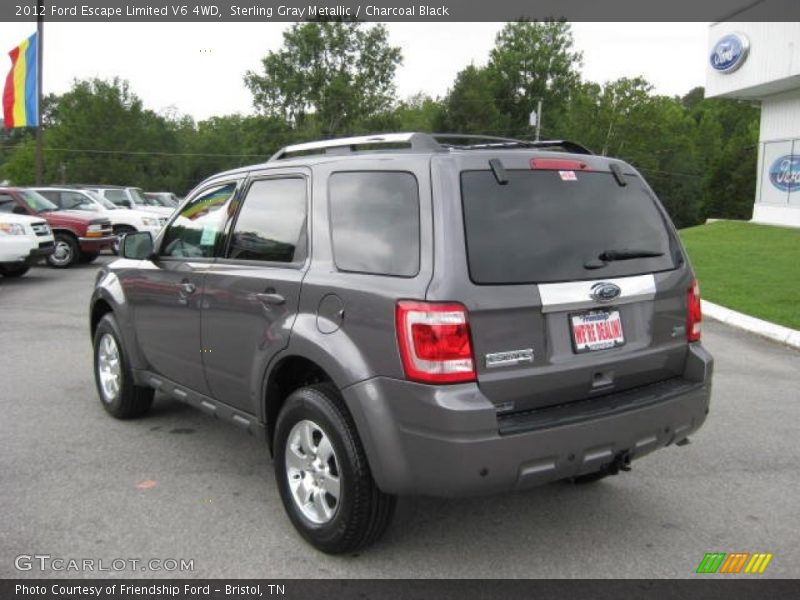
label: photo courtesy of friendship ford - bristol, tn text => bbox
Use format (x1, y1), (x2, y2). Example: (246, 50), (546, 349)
(1, 1), (798, 598)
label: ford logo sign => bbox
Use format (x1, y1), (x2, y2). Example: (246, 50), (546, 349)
(710, 33), (750, 73)
(769, 155), (800, 193)
(590, 282), (621, 303)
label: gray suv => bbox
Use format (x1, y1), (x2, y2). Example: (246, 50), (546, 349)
(90, 133), (713, 554)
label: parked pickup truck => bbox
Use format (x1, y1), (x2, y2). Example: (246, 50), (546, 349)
(0, 212), (54, 277)
(31, 187), (166, 254)
(0, 187), (114, 268)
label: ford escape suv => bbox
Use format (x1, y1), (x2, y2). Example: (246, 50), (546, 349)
(89, 133), (713, 554)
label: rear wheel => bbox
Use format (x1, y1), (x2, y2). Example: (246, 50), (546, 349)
(93, 313), (153, 419)
(274, 383), (396, 554)
(0, 265), (29, 277)
(47, 233), (78, 268)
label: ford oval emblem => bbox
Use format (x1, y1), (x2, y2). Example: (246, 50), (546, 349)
(590, 282), (621, 303)
(769, 155), (800, 193)
(710, 33), (750, 73)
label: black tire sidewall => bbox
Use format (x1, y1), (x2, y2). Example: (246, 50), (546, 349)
(274, 387), (365, 552)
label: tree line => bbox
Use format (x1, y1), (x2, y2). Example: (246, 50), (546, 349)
(0, 20), (759, 228)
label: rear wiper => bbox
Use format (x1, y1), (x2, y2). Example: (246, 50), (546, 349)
(584, 248), (664, 269)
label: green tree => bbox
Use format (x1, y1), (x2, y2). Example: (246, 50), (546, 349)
(440, 65), (506, 134)
(244, 22), (402, 135)
(487, 19), (583, 137)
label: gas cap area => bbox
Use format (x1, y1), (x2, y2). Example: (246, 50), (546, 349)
(316, 294), (345, 334)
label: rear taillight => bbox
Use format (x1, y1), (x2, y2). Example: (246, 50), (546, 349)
(396, 301), (476, 384)
(687, 279), (702, 342)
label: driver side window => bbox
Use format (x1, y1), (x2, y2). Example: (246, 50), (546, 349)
(160, 182), (238, 259)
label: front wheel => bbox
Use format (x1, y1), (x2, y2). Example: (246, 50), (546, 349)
(274, 384), (396, 554)
(48, 233), (78, 268)
(93, 313), (154, 419)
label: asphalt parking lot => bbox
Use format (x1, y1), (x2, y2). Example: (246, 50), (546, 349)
(1, 258), (798, 579)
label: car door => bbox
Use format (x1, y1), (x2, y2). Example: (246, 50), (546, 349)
(201, 170), (310, 415)
(122, 180), (242, 395)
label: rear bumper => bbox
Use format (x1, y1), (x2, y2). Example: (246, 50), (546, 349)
(342, 344), (713, 497)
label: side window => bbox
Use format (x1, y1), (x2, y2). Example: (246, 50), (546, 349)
(61, 191), (91, 210)
(227, 178), (307, 264)
(104, 190), (127, 205)
(0, 194), (16, 213)
(37, 190), (61, 205)
(329, 171), (420, 277)
(160, 182), (237, 259)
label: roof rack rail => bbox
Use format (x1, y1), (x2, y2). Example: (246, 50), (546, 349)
(269, 133), (442, 161)
(269, 132), (592, 161)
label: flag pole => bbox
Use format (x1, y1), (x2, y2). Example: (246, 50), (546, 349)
(35, 7), (44, 184)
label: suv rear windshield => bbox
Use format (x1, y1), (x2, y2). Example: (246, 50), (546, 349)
(461, 169), (678, 284)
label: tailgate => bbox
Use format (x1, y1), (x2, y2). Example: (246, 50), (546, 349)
(455, 158), (692, 413)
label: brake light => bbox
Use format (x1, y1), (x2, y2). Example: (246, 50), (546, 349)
(530, 158), (590, 171)
(687, 279), (702, 342)
(396, 301), (476, 384)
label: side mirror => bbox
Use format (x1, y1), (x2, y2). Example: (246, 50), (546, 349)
(121, 231), (154, 259)
(12, 205), (28, 215)
(121, 199), (133, 208)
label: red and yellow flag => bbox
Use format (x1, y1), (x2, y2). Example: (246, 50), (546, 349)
(3, 32), (39, 128)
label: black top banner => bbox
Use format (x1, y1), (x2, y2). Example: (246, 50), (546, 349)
(3, 0), (800, 22)
(3, 579), (800, 600)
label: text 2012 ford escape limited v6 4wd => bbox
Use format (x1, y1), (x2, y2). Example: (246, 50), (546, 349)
(89, 133), (713, 554)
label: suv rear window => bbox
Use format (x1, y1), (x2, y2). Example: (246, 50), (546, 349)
(329, 171), (420, 277)
(461, 169), (678, 284)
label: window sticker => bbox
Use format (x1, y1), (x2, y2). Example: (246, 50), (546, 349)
(559, 170), (577, 181)
(200, 225), (217, 246)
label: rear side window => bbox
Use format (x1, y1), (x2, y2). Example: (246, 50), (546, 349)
(461, 170), (677, 284)
(329, 171), (420, 277)
(227, 178), (307, 264)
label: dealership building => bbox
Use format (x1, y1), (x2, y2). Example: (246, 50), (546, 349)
(706, 22), (800, 228)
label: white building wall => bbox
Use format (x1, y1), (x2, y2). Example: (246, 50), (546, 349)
(706, 22), (800, 100)
(707, 23), (800, 228)
(760, 89), (800, 140)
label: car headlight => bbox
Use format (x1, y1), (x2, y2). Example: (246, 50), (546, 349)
(87, 224), (104, 232)
(140, 217), (160, 227)
(0, 222), (26, 235)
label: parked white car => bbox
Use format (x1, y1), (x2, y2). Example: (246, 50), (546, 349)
(0, 212), (55, 277)
(31, 187), (167, 254)
(85, 186), (174, 218)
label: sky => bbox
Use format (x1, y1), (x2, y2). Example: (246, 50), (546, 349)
(0, 22), (710, 122)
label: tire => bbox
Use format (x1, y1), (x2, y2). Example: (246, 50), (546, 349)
(47, 233), (79, 268)
(93, 313), (154, 419)
(79, 252), (100, 264)
(0, 265), (29, 277)
(274, 383), (396, 554)
(111, 226), (135, 255)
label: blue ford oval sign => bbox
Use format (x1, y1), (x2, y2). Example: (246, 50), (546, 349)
(769, 155), (800, 193)
(710, 33), (750, 73)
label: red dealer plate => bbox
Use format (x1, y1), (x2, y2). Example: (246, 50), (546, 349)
(570, 309), (625, 353)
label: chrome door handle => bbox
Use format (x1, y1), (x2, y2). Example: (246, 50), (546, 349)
(255, 292), (285, 306)
(179, 282), (197, 295)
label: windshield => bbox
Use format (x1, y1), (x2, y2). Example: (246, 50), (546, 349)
(19, 190), (59, 213)
(87, 190), (117, 210)
(129, 188), (148, 205)
(460, 170), (678, 284)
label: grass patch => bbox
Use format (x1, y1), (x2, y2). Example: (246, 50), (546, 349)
(679, 221), (800, 329)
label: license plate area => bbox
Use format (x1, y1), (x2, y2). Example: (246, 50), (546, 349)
(570, 309), (625, 353)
